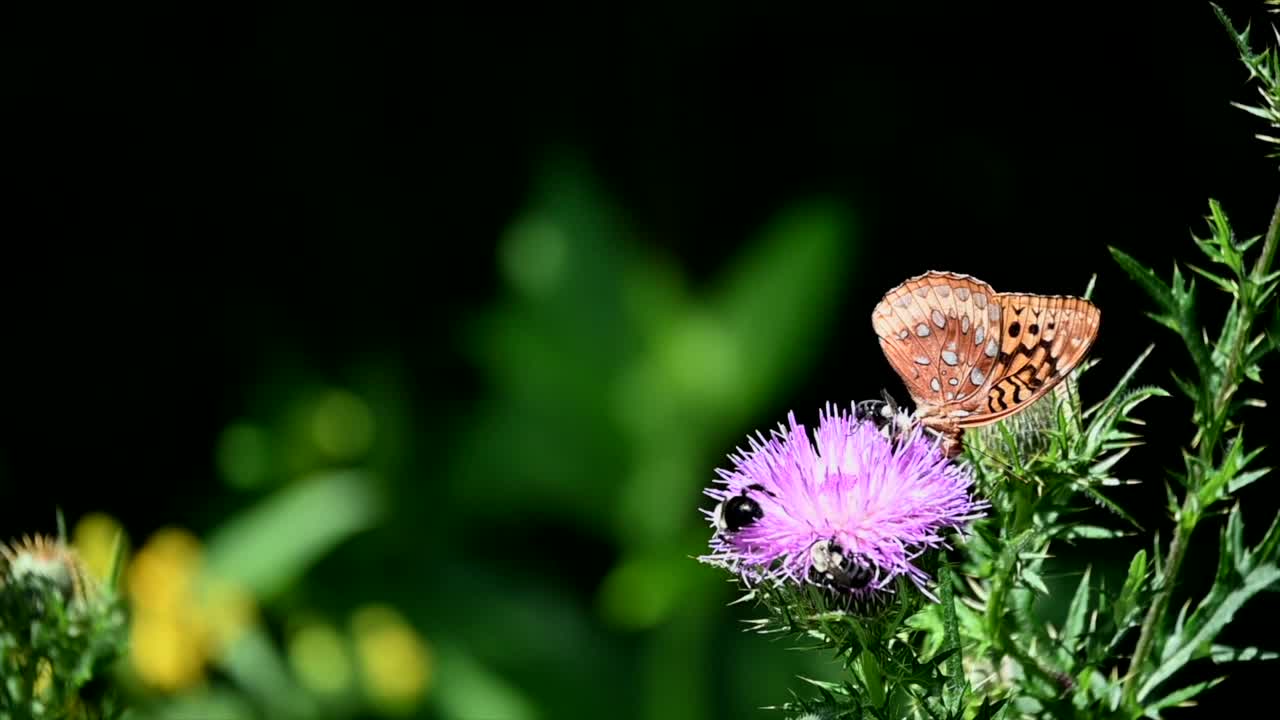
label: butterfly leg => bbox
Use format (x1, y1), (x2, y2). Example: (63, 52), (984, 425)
(940, 432), (964, 459)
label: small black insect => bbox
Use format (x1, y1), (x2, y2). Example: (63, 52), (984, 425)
(856, 389), (914, 442)
(808, 538), (876, 591)
(1052, 670), (1077, 693)
(854, 397), (892, 425)
(713, 484), (773, 533)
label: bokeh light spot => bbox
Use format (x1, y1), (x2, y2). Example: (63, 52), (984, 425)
(597, 556), (679, 631)
(127, 527), (202, 615)
(216, 422), (273, 490)
(351, 604), (433, 715)
(130, 613), (207, 691)
(200, 576), (258, 652)
(72, 512), (128, 583)
(288, 621), (353, 696)
(311, 389), (375, 462)
(499, 214), (567, 297)
(657, 312), (743, 412)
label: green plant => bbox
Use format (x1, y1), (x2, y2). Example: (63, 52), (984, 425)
(698, 6), (1280, 719)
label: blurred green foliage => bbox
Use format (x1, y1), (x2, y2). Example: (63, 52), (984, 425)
(61, 152), (863, 720)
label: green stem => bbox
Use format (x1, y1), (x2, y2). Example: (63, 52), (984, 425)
(859, 647), (886, 709)
(1123, 194), (1280, 710)
(939, 563), (965, 710)
(984, 537), (1065, 694)
(1257, 195), (1280, 282)
(1000, 625), (1064, 690)
(1122, 500), (1195, 708)
(1201, 195), (1278, 446)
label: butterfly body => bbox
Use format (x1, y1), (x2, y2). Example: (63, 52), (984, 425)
(872, 271), (1100, 457)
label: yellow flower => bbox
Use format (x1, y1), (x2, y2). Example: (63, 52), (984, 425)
(72, 512), (129, 583)
(128, 612), (208, 692)
(125, 527), (258, 692)
(127, 527), (202, 615)
(351, 604), (433, 715)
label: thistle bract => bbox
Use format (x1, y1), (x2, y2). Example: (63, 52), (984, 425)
(699, 403), (986, 600)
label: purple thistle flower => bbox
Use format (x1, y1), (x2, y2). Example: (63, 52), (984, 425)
(699, 402), (987, 601)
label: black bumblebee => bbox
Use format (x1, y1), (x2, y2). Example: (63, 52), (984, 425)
(808, 538), (876, 591)
(713, 483), (773, 533)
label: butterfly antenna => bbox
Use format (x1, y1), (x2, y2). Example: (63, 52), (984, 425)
(960, 434), (1035, 483)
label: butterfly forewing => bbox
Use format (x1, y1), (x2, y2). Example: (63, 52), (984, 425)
(871, 272), (1003, 414)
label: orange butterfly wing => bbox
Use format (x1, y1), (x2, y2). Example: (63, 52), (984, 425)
(962, 292), (1100, 428)
(871, 271), (1004, 418)
(871, 271), (1100, 433)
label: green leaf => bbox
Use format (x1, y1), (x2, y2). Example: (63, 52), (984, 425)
(1143, 676), (1225, 717)
(1208, 644), (1280, 663)
(202, 469), (384, 600)
(1187, 263), (1237, 294)
(1199, 433), (1268, 506)
(1138, 563), (1280, 702)
(145, 690), (257, 720)
(1253, 510), (1280, 566)
(1081, 344), (1158, 424)
(1056, 524), (1130, 541)
(433, 642), (540, 720)
(1116, 550), (1148, 625)
(972, 696), (1009, 720)
(216, 626), (316, 719)
(1228, 467), (1271, 494)
(1022, 568), (1050, 595)
(856, 647), (887, 709)
(1217, 504), (1246, 584)
(1168, 370), (1200, 401)
(1061, 567), (1092, 659)
(1079, 485), (1143, 530)
(1110, 247), (1175, 311)
(712, 199), (855, 410)
(1267, 304), (1280, 349)
(1089, 448), (1131, 477)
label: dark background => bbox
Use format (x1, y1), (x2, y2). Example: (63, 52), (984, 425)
(3, 1), (1277, 718)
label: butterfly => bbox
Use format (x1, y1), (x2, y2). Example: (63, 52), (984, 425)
(871, 270), (1100, 458)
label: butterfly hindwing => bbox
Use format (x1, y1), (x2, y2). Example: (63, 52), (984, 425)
(963, 293), (1100, 428)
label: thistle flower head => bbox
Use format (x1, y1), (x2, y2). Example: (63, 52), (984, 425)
(699, 403), (987, 601)
(1, 533), (95, 605)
